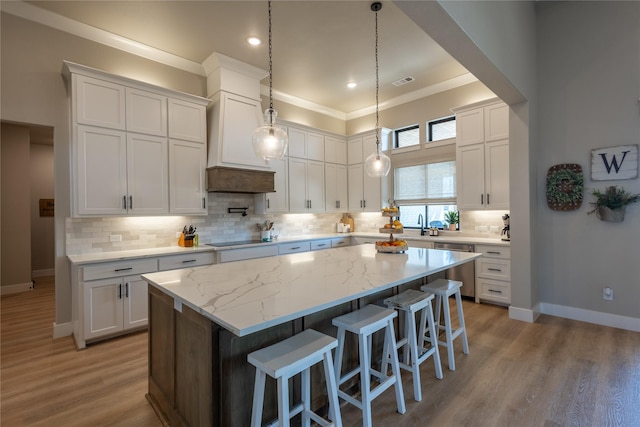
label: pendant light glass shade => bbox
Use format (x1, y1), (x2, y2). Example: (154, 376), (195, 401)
(364, 149), (391, 177)
(252, 0), (288, 160)
(252, 108), (288, 160)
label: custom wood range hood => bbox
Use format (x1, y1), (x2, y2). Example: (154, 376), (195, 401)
(204, 53), (275, 194)
(206, 166), (275, 193)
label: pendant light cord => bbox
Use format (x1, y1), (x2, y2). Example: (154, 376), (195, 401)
(374, 3), (380, 153)
(268, 0), (274, 113)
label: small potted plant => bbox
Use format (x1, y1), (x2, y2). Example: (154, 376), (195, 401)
(444, 210), (459, 231)
(588, 185), (639, 222)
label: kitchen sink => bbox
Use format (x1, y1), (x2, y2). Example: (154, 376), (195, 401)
(206, 240), (264, 247)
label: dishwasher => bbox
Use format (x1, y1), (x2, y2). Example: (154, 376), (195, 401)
(433, 242), (475, 298)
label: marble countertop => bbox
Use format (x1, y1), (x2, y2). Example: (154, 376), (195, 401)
(142, 245), (482, 337)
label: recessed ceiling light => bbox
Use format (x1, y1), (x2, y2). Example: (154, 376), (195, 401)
(247, 36), (262, 46)
(347, 82), (357, 89)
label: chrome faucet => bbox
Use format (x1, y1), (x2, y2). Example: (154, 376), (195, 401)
(417, 214), (426, 236)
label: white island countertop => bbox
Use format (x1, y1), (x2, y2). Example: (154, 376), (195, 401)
(142, 244), (481, 337)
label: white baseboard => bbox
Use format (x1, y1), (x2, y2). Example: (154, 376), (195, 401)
(53, 321), (73, 339)
(539, 303), (640, 332)
(33, 269), (55, 278)
(1, 281), (34, 295)
(509, 303), (541, 323)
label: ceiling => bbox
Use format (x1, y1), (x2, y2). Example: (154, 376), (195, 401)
(23, 0), (472, 116)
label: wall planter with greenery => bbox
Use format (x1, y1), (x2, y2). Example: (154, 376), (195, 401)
(588, 186), (639, 222)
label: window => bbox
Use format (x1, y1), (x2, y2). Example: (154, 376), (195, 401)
(394, 125), (419, 149)
(394, 160), (457, 229)
(428, 116), (455, 142)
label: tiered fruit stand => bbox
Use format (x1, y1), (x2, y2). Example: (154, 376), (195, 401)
(375, 208), (408, 253)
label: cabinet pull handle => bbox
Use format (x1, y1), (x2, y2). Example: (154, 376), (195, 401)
(317, 244), (327, 247)
(123, 195), (127, 210)
(489, 289), (503, 294)
(291, 246), (301, 250)
(182, 259), (197, 263)
(125, 283), (129, 298)
(336, 201), (339, 209)
(360, 200), (363, 208)
(488, 268), (503, 272)
(480, 194), (484, 204)
(309, 200), (312, 209)
(486, 193), (490, 205)
(114, 267), (133, 272)
(129, 195), (133, 210)
(363, 200), (366, 208)
(487, 251), (501, 255)
(203, 197), (206, 209)
(118, 284), (122, 299)
(267, 199), (270, 209)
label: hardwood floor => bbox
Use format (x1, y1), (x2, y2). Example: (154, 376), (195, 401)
(2, 277), (639, 426)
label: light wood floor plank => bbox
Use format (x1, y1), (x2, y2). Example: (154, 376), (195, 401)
(2, 276), (639, 426)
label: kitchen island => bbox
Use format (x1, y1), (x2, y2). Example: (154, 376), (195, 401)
(142, 244), (480, 426)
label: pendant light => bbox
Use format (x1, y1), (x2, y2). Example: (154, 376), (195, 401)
(364, 2), (391, 177)
(252, 0), (288, 160)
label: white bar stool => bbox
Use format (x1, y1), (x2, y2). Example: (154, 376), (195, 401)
(383, 289), (443, 401)
(420, 279), (469, 371)
(247, 329), (342, 427)
(332, 304), (405, 427)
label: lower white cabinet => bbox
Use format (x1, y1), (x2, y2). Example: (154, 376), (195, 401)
(475, 244), (511, 305)
(278, 242), (311, 255)
(83, 275), (148, 341)
(216, 246), (279, 263)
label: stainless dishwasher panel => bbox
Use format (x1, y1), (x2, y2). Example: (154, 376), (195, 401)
(433, 242), (475, 298)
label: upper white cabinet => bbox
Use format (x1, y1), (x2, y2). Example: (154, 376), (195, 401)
(255, 156), (289, 214)
(325, 163), (348, 212)
(347, 129), (390, 212)
(453, 100), (509, 210)
(324, 136), (347, 165)
(63, 61), (209, 217)
(288, 127), (325, 161)
(289, 158), (325, 213)
(207, 92), (268, 170)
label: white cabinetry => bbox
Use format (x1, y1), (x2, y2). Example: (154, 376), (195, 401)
(64, 61), (209, 217)
(255, 156), (289, 213)
(169, 140), (207, 214)
(324, 136), (347, 164)
(475, 244), (511, 305)
(289, 158), (325, 212)
(347, 129), (390, 212)
(288, 127), (325, 161)
(454, 100), (509, 210)
(325, 163), (348, 212)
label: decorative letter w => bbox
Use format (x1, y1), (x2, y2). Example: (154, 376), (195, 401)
(599, 151), (630, 174)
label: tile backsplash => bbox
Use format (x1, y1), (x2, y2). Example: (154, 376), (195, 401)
(65, 193), (508, 255)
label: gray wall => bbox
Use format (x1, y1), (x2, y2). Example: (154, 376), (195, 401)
(30, 142), (55, 276)
(536, 2), (640, 318)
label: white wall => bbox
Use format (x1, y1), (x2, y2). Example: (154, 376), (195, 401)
(536, 2), (640, 320)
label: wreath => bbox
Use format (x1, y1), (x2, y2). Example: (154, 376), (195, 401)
(546, 164), (584, 211)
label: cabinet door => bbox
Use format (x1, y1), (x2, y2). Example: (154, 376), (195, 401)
(347, 137), (363, 165)
(288, 158), (308, 212)
(262, 157), (288, 213)
(348, 164), (364, 211)
(123, 276), (149, 330)
(307, 160), (325, 212)
(83, 278), (124, 340)
(362, 134), (379, 158)
(485, 140), (510, 209)
(169, 98), (206, 143)
(484, 103), (508, 142)
(75, 75), (126, 130)
(287, 127), (307, 158)
(217, 92), (268, 169)
(456, 144), (486, 210)
(126, 88), (167, 137)
(363, 170), (382, 212)
(307, 132), (325, 161)
(324, 136), (346, 164)
(325, 164), (347, 212)
(76, 125), (128, 215)
(456, 109), (484, 147)
(127, 133), (169, 214)
(169, 139), (207, 214)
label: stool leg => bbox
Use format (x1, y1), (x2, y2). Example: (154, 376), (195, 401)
(358, 332), (373, 427)
(251, 369), (267, 427)
(425, 301), (443, 380)
(406, 309), (422, 401)
(333, 327), (346, 385)
(443, 295), (455, 371)
(277, 376), (290, 427)
(301, 368), (311, 427)
(455, 292), (470, 355)
(323, 352), (342, 427)
(386, 318), (406, 415)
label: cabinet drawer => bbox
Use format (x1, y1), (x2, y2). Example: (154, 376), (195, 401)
(278, 242), (311, 255)
(476, 258), (510, 281)
(82, 258), (158, 281)
(158, 252), (215, 271)
(476, 244), (510, 259)
(217, 246), (279, 263)
(331, 238), (350, 248)
(310, 240), (332, 251)
(478, 278), (511, 304)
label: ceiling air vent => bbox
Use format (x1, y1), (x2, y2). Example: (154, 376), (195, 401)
(392, 76), (415, 87)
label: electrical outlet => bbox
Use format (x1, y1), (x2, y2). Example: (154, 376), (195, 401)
(109, 234), (122, 242)
(603, 287), (613, 301)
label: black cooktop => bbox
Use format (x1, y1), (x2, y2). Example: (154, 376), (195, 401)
(206, 240), (263, 247)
